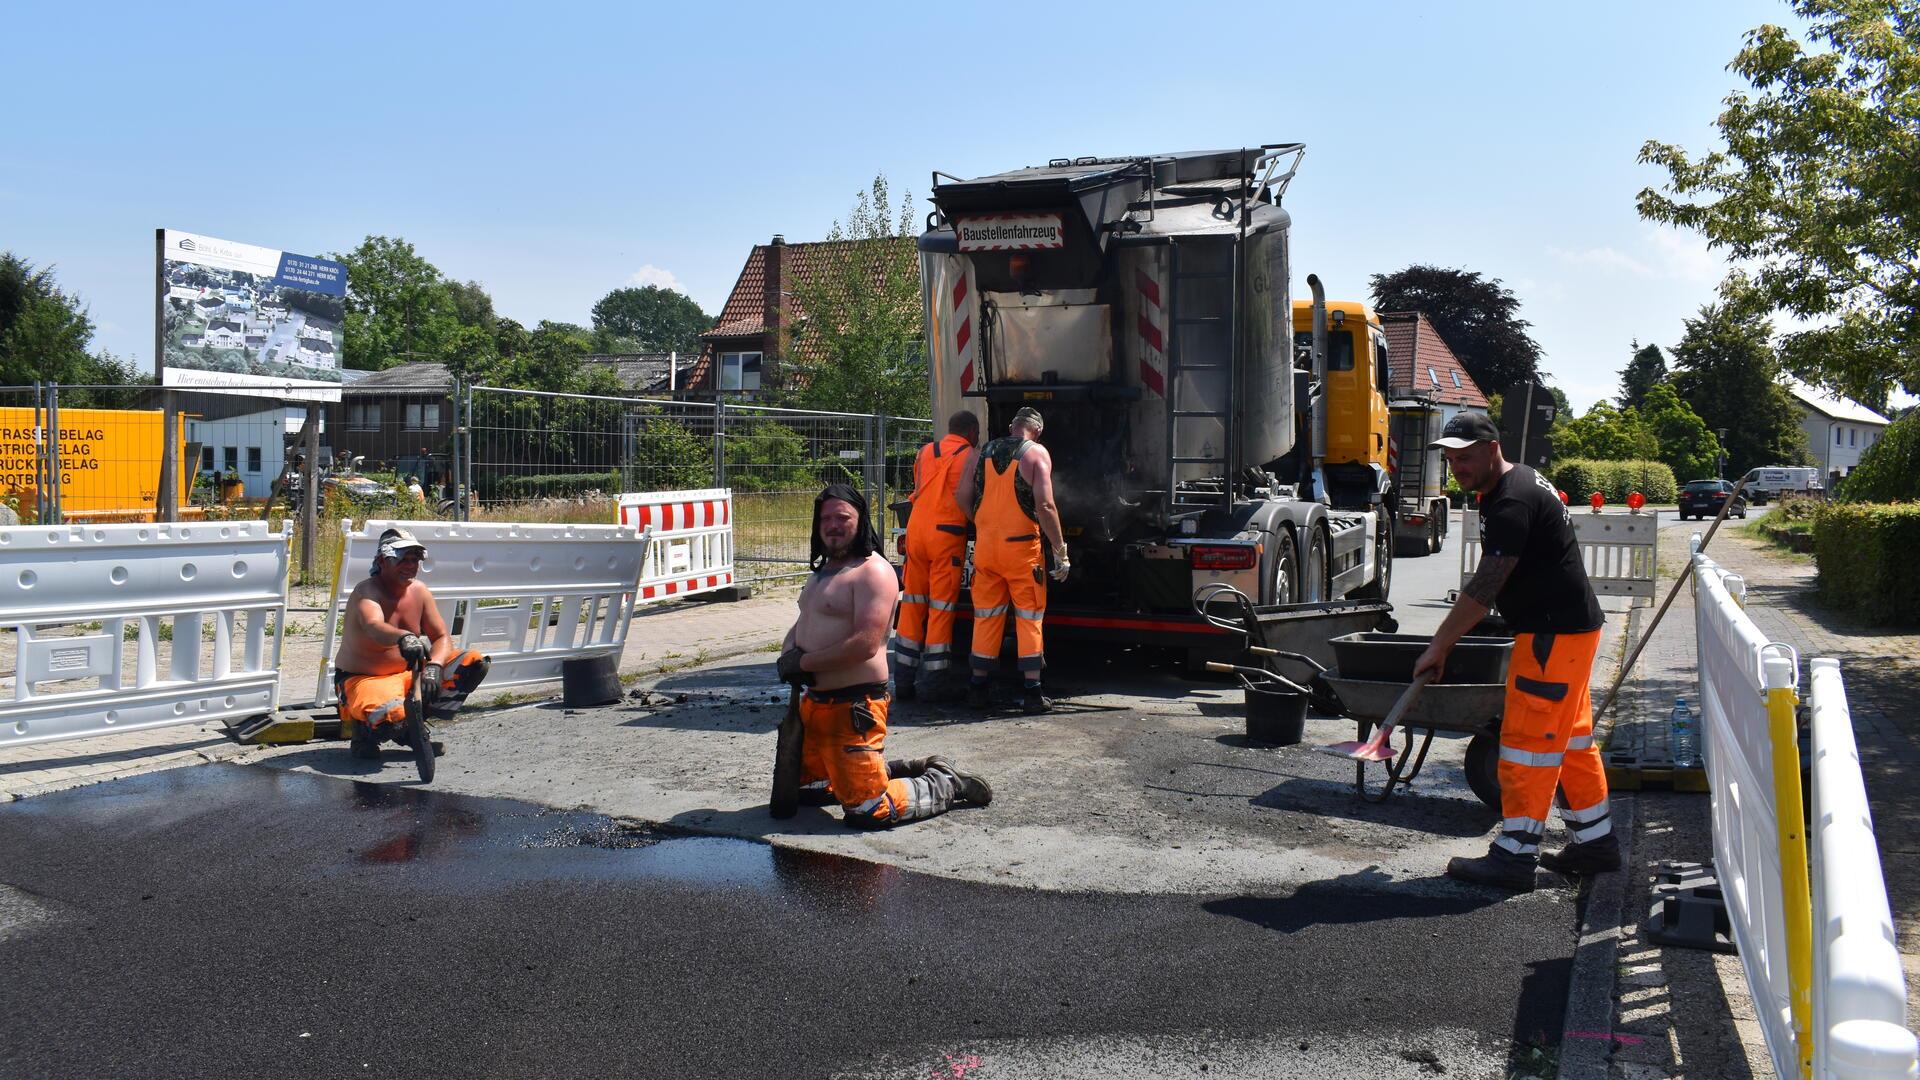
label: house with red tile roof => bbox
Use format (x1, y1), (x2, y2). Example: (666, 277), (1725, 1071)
(686, 233), (919, 398)
(1378, 310), (1491, 424)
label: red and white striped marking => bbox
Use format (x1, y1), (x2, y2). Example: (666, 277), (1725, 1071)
(617, 488), (736, 604)
(951, 265), (980, 393)
(1137, 267), (1167, 397)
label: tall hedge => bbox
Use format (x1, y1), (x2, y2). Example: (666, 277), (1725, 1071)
(1549, 459), (1679, 503)
(1813, 503), (1920, 625)
(1836, 411), (1919, 502)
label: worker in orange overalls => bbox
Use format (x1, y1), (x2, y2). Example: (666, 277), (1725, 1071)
(1414, 412), (1613, 892)
(953, 407), (1069, 715)
(893, 410), (979, 701)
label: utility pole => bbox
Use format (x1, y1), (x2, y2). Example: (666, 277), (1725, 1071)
(1716, 428), (1728, 480)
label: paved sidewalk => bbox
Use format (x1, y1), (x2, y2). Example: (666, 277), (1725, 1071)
(1592, 526), (1920, 1077)
(0, 589), (798, 800)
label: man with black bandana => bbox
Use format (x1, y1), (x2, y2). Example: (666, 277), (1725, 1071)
(774, 484), (992, 827)
(1413, 412), (1614, 891)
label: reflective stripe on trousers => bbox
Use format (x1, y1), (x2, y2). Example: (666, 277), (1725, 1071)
(1494, 629), (1608, 856)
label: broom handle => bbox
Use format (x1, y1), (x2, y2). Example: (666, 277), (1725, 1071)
(1593, 476), (1752, 722)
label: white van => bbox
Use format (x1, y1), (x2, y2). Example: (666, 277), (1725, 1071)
(1742, 466), (1824, 504)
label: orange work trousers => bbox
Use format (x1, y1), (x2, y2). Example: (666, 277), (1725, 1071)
(1495, 629), (1611, 856)
(970, 544), (1045, 676)
(798, 684), (952, 827)
(894, 530), (967, 677)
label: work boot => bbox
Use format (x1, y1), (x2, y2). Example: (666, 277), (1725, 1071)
(1446, 844), (1538, 892)
(886, 756), (940, 779)
(1538, 833), (1621, 876)
(895, 677), (918, 702)
(933, 674), (972, 704)
(967, 681), (991, 711)
(1022, 686), (1052, 715)
(926, 759), (993, 806)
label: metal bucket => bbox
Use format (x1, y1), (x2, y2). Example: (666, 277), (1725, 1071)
(1246, 681), (1309, 745)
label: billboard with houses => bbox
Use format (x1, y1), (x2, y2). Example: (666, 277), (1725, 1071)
(156, 228), (347, 402)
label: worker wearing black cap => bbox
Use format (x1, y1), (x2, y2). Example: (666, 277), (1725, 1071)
(1415, 411), (1612, 891)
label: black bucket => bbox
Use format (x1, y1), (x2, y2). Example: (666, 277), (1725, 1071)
(562, 654), (623, 708)
(1245, 682), (1309, 746)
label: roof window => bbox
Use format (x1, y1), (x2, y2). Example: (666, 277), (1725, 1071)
(1427, 366), (1440, 387)
(1451, 371), (1462, 389)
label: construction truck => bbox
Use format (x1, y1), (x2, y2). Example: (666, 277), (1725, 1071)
(915, 145), (1392, 654)
(1387, 398), (1452, 556)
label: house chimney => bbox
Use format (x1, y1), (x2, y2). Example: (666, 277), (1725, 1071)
(764, 235), (787, 375)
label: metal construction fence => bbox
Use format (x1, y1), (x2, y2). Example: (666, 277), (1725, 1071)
(0, 382), (932, 587)
(1692, 541), (1917, 1080)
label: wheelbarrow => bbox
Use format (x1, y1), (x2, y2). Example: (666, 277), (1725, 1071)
(1319, 672), (1507, 807)
(1192, 583), (1393, 713)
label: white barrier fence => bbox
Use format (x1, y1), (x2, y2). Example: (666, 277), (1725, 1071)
(0, 521), (288, 748)
(316, 519), (647, 706)
(1693, 546), (1918, 1079)
(617, 488), (736, 603)
(1809, 658), (1919, 1079)
(1460, 508), (1660, 603)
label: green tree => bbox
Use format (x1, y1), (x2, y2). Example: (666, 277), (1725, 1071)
(1668, 302), (1811, 475)
(1369, 265), (1542, 397)
(785, 175), (928, 417)
(331, 236), (509, 375)
(1638, 0), (1920, 405)
(0, 253), (145, 389)
(1637, 381), (1724, 480)
(589, 285), (710, 354)
(1618, 341), (1669, 411)
(1550, 401), (1660, 462)
(1836, 410), (1920, 500)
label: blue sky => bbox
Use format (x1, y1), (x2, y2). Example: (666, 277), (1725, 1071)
(0, 0), (1827, 412)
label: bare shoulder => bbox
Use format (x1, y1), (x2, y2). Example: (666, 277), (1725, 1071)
(855, 553), (899, 596)
(346, 578), (379, 605)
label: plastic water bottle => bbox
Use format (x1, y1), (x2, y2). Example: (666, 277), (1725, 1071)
(1670, 697), (1700, 769)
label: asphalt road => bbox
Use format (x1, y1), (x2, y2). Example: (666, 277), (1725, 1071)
(0, 763), (1570, 1080)
(0, 504), (1682, 1079)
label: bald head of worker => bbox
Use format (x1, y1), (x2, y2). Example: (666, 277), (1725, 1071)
(1009, 407), (1044, 441)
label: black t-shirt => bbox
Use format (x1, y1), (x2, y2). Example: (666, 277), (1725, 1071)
(1478, 465), (1604, 634)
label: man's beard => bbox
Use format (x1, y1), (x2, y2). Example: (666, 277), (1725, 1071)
(819, 535), (854, 559)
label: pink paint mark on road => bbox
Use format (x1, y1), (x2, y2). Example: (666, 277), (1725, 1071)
(1565, 1031), (1645, 1046)
(931, 1052), (984, 1078)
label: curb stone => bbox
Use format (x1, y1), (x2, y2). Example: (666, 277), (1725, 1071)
(1556, 793), (1637, 1080)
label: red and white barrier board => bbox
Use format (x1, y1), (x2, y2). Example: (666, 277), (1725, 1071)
(617, 488), (735, 602)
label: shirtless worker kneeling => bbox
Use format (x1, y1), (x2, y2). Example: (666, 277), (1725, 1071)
(776, 484), (992, 826)
(334, 527), (492, 759)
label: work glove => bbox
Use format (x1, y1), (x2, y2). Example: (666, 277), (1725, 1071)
(398, 634), (432, 663)
(1049, 549), (1071, 583)
(777, 647), (813, 686)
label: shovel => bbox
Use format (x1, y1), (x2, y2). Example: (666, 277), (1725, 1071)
(1318, 671), (1434, 762)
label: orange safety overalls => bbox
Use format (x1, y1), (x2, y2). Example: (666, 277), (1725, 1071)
(969, 437), (1046, 677)
(894, 433), (973, 681)
(795, 684), (962, 827)
(1495, 629), (1611, 857)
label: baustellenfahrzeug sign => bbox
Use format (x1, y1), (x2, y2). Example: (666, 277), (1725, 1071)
(954, 213), (1066, 252)
(156, 228), (347, 402)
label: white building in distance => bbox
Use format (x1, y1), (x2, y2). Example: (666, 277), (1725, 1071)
(1785, 378), (1890, 481)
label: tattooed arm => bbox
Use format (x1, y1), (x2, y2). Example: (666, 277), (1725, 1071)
(1413, 555), (1518, 682)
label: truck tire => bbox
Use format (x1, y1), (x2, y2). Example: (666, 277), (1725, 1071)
(1354, 520), (1392, 601)
(1266, 530), (1299, 606)
(1302, 527), (1330, 603)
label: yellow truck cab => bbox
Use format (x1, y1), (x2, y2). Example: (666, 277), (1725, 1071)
(1291, 300), (1390, 469)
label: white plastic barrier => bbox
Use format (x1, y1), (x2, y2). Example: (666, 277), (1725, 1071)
(1460, 508), (1660, 603)
(616, 488), (735, 602)
(0, 521), (288, 747)
(315, 519), (647, 706)
(1808, 658), (1920, 1079)
(1694, 548), (1807, 1079)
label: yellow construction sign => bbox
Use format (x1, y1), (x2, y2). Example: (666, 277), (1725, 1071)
(0, 408), (191, 521)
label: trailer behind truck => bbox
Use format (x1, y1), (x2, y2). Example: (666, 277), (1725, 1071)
(1387, 398), (1451, 556)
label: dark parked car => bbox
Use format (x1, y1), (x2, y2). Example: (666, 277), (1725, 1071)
(1679, 479), (1747, 521)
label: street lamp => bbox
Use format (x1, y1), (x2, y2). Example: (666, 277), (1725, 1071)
(1716, 428), (1728, 480)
